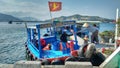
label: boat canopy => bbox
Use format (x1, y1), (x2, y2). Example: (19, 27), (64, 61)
(36, 21), (75, 28)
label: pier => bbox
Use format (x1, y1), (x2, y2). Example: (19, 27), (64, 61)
(0, 60), (99, 68)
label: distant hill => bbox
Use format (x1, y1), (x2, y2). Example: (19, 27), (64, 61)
(20, 17), (38, 21)
(0, 13), (21, 22)
(0, 13), (114, 23)
(45, 14), (114, 22)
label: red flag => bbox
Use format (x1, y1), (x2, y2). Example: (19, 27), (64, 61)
(48, 1), (62, 12)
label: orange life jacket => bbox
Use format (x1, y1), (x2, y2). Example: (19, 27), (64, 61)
(70, 41), (74, 51)
(66, 43), (70, 48)
(59, 42), (67, 50)
(59, 42), (63, 51)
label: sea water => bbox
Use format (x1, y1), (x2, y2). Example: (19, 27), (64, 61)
(0, 22), (115, 64)
(0, 22), (26, 64)
(99, 23), (115, 32)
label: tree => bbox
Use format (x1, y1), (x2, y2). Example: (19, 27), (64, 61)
(99, 31), (114, 43)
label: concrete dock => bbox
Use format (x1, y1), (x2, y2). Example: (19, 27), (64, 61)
(0, 60), (99, 68)
(0, 64), (13, 68)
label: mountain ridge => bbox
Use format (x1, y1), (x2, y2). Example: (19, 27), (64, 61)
(0, 13), (21, 22)
(45, 14), (114, 22)
(0, 13), (114, 23)
(20, 17), (39, 21)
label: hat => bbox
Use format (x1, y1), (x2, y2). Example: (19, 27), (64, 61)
(82, 23), (89, 27)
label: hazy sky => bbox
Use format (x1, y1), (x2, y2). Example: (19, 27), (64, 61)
(0, 0), (120, 20)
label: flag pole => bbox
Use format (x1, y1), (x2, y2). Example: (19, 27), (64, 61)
(49, 0), (54, 22)
(48, 0), (57, 38)
(49, 6), (55, 36)
(115, 8), (119, 49)
(48, 0), (61, 37)
(49, 10), (54, 23)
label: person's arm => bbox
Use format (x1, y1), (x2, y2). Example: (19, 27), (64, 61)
(80, 28), (88, 32)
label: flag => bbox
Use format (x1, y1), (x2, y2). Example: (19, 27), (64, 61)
(48, 1), (62, 12)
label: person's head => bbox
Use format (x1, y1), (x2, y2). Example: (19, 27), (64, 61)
(82, 23), (89, 28)
(93, 24), (97, 27)
(47, 44), (51, 47)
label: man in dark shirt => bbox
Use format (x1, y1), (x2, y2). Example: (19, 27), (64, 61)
(60, 32), (67, 42)
(60, 31), (68, 54)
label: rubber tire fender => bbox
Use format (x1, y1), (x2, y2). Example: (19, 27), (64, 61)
(65, 57), (78, 62)
(78, 45), (88, 57)
(84, 43), (96, 58)
(90, 52), (106, 66)
(41, 59), (50, 65)
(51, 59), (64, 65)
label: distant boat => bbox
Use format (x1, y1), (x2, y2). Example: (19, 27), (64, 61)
(8, 21), (12, 24)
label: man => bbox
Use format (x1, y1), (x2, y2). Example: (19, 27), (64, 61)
(92, 24), (99, 43)
(60, 31), (68, 54)
(81, 23), (99, 43)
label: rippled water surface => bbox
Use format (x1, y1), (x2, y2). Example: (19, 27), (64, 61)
(0, 23), (26, 64)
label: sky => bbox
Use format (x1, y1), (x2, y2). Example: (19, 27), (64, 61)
(0, 0), (120, 20)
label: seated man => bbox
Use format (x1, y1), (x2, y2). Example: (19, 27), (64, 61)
(43, 44), (51, 50)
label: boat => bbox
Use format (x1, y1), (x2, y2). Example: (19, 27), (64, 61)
(8, 21), (12, 24)
(25, 20), (105, 65)
(25, 21), (79, 64)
